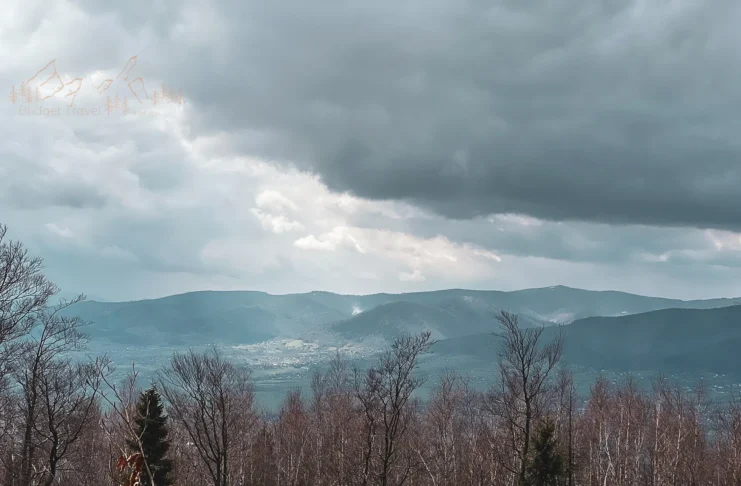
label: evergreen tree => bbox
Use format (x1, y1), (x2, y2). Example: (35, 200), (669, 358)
(127, 385), (173, 486)
(524, 419), (565, 486)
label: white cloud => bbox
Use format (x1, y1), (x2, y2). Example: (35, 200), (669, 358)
(250, 208), (305, 234)
(706, 230), (741, 252)
(473, 249), (503, 262)
(44, 223), (74, 238)
(489, 214), (544, 228)
(399, 269), (425, 282)
(293, 235), (337, 251)
(293, 227), (365, 253)
(254, 190), (299, 212)
(294, 226), (500, 281)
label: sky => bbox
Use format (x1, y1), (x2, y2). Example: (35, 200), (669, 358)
(1, 0), (741, 302)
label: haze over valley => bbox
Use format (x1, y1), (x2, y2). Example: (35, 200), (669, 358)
(63, 286), (741, 408)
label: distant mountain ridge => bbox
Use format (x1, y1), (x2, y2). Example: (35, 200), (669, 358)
(431, 304), (741, 376)
(63, 286), (741, 345)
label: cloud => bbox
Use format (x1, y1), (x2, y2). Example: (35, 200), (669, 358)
(199, 239), (285, 276)
(706, 230), (741, 252)
(141, 0), (741, 231)
(99, 245), (139, 262)
(4, 182), (108, 210)
(294, 225), (501, 281)
(250, 190), (305, 233)
(44, 223), (74, 239)
(3, 0), (741, 302)
(293, 235), (337, 252)
(254, 190), (299, 212)
(399, 269), (425, 282)
(293, 227), (366, 254)
(250, 209), (305, 234)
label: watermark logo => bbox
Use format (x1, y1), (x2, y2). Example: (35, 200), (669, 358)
(8, 56), (183, 118)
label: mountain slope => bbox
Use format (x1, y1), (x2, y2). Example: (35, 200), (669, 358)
(64, 290), (347, 345)
(559, 305), (741, 373)
(431, 305), (741, 375)
(305, 286), (741, 323)
(330, 297), (549, 341)
(331, 301), (456, 340)
(64, 287), (740, 346)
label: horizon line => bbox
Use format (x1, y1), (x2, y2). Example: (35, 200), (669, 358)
(77, 284), (741, 305)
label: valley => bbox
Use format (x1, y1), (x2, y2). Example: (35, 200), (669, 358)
(67, 286), (741, 409)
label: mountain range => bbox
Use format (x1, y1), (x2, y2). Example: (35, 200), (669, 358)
(60, 285), (739, 367)
(432, 304), (741, 375)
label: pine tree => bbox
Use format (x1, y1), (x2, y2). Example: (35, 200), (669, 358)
(524, 419), (565, 486)
(127, 385), (173, 486)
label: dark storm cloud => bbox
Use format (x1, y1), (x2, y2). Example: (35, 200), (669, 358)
(143, 0), (741, 230)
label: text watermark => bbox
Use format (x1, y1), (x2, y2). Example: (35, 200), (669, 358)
(8, 56), (183, 118)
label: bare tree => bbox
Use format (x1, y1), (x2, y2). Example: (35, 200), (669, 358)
(355, 331), (435, 486)
(160, 348), (255, 486)
(97, 362), (162, 486)
(712, 395), (741, 486)
(553, 368), (577, 486)
(274, 389), (311, 485)
(34, 359), (103, 486)
(0, 225), (110, 485)
(0, 224), (59, 379)
(0, 375), (21, 482)
(13, 296), (88, 485)
(310, 352), (359, 485)
(489, 310), (564, 486)
(417, 371), (467, 486)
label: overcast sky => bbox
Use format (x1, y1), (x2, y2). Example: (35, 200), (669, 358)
(2, 0), (740, 302)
